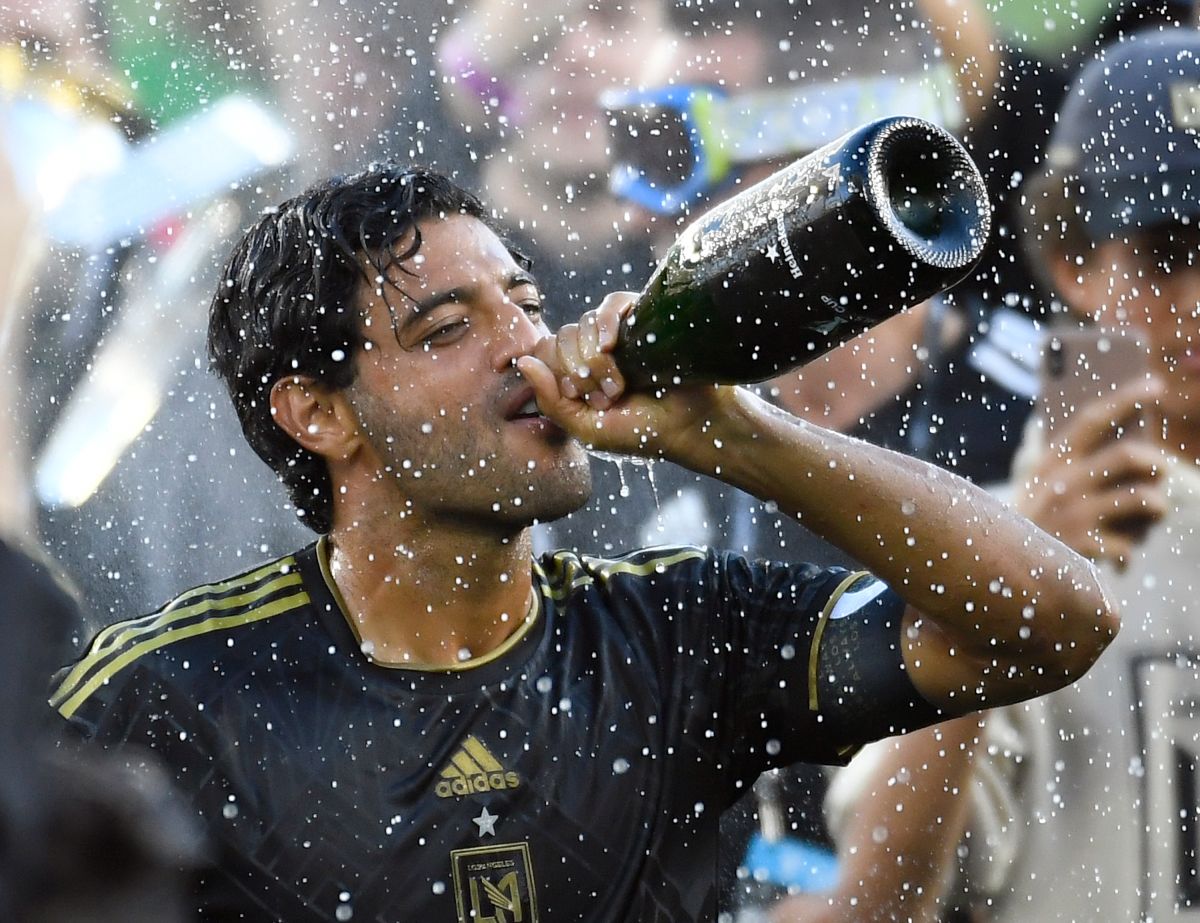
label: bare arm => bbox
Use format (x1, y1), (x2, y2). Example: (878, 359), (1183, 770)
(914, 0), (1003, 128)
(679, 387), (1114, 711)
(519, 294), (1118, 714)
(771, 718), (980, 923)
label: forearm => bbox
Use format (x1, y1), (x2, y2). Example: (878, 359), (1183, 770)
(671, 387), (1116, 701)
(914, 0), (1002, 128)
(773, 719), (979, 923)
(832, 719), (977, 922)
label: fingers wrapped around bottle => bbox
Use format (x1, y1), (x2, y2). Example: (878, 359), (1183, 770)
(521, 293), (633, 411)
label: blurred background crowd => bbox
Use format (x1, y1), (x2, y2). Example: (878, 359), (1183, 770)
(3, 0), (1200, 918)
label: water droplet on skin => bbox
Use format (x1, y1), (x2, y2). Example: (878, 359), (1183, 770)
(420, 422), (433, 434)
(900, 499), (917, 516)
(872, 825), (889, 844)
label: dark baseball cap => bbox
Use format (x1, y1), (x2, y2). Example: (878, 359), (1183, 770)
(1046, 28), (1200, 240)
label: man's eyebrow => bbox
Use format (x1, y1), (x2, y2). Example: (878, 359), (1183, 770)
(508, 269), (541, 292)
(408, 285), (471, 318)
(398, 269), (541, 327)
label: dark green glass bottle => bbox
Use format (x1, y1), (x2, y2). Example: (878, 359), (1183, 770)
(614, 116), (992, 388)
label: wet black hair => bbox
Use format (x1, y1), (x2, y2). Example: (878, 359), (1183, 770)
(207, 164), (506, 534)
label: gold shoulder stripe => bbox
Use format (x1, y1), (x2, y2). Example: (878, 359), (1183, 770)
(587, 546), (707, 582)
(807, 570), (873, 712)
(50, 563), (302, 709)
(57, 589), (310, 720)
(537, 546), (708, 601)
(67, 555), (298, 669)
(534, 553), (593, 600)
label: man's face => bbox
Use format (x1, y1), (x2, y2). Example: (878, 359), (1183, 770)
(1079, 223), (1200, 421)
(344, 214), (592, 531)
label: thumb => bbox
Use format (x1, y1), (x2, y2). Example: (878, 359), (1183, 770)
(515, 355), (576, 423)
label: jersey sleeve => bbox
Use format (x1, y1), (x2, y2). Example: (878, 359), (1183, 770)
(686, 550), (940, 779)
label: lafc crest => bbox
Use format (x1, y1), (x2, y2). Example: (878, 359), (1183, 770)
(451, 842), (538, 923)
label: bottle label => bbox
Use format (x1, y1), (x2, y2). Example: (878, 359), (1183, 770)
(773, 213), (803, 281)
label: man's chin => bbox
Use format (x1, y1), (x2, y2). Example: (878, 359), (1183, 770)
(521, 455), (593, 526)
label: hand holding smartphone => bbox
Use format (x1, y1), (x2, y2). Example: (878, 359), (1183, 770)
(1026, 325), (1166, 568)
(1038, 326), (1152, 443)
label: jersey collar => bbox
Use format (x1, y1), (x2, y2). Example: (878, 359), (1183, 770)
(311, 535), (542, 673)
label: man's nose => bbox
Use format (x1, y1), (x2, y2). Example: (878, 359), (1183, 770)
(491, 300), (546, 372)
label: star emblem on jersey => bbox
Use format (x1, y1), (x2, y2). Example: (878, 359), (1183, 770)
(473, 807), (499, 837)
(436, 735), (521, 799)
(765, 243), (780, 263)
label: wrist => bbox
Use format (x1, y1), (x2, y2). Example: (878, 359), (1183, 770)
(664, 386), (776, 480)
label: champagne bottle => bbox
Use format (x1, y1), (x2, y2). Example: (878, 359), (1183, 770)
(614, 116), (992, 387)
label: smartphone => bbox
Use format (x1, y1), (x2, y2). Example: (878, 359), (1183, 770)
(1038, 326), (1151, 440)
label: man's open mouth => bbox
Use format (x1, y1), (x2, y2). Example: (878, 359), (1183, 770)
(505, 388), (543, 421)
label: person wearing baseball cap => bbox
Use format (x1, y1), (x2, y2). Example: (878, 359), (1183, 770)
(962, 26), (1200, 923)
(1032, 26), (1200, 243)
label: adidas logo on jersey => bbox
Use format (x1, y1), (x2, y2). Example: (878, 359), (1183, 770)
(435, 735), (521, 799)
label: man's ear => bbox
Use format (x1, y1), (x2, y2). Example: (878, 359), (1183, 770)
(270, 375), (363, 462)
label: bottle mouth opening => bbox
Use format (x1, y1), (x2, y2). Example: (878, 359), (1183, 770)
(868, 118), (992, 270)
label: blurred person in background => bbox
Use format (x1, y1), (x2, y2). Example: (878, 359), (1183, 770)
(10, 0), (479, 633)
(950, 27), (1200, 922)
(441, 0), (670, 276)
(0, 88), (203, 919)
(769, 10), (1194, 923)
(257, 0), (477, 179)
(5, 0), (311, 634)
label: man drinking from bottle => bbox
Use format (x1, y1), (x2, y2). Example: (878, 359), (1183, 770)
(51, 164), (1116, 922)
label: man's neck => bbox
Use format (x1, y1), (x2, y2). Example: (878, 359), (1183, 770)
(324, 514), (537, 669)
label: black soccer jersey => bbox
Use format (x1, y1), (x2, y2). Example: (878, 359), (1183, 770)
(51, 541), (910, 922)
